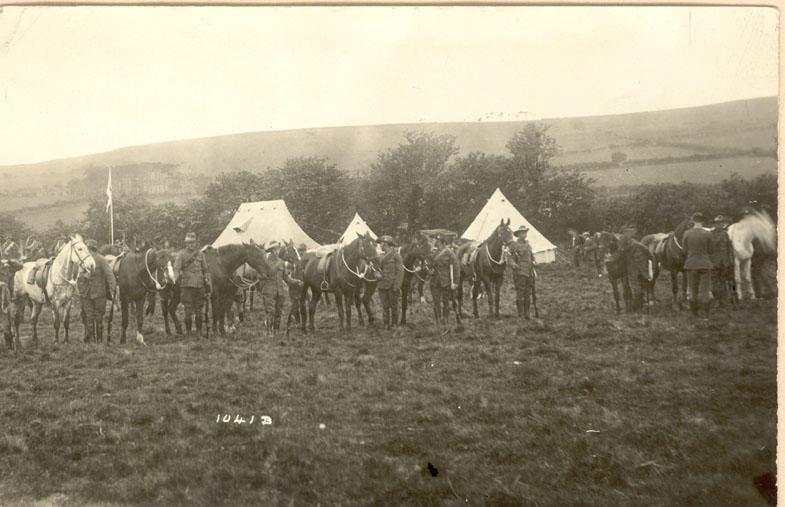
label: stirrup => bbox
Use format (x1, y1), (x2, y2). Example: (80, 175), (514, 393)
(320, 280), (330, 291)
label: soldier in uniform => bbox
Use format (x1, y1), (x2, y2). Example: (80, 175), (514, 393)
(710, 215), (735, 307)
(78, 239), (116, 343)
(682, 212), (714, 318)
(376, 235), (403, 330)
(582, 232), (600, 277)
(507, 225), (535, 319)
(430, 234), (460, 324)
(260, 240), (288, 334)
(174, 232), (212, 336)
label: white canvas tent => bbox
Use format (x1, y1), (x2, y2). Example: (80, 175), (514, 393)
(461, 188), (557, 264)
(213, 199), (319, 249)
(338, 212), (377, 245)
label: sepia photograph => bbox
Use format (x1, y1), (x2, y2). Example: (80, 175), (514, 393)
(0, 5), (779, 505)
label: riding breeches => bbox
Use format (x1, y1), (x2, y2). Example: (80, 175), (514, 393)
(263, 293), (283, 329)
(378, 288), (400, 328)
(82, 296), (107, 341)
(181, 287), (206, 333)
(686, 269), (712, 316)
(429, 283), (454, 323)
(513, 274), (533, 318)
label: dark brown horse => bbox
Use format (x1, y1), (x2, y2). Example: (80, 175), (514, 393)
(468, 219), (514, 318)
(301, 232), (378, 332)
(599, 232), (658, 313)
(113, 248), (174, 344)
(204, 242), (273, 336)
(641, 217), (692, 310)
(353, 259), (381, 327)
(398, 233), (432, 325)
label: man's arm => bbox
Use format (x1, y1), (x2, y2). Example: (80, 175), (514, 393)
(394, 253), (404, 289)
(102, 258), (117, 296)
(200, 254), (212, 291)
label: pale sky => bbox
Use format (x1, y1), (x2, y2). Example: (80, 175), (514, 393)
(0, 6), (778, 165)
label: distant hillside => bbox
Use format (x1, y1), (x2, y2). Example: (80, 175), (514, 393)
(0, 96), (777, 229)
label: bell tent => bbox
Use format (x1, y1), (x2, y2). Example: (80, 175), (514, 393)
(338, 212), (377, 245)
(212, 200), (319, 249)
(461, 188), (557, 264)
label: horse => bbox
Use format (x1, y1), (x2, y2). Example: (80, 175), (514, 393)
(599, 232), (658, 313)
(204, 241), (274, 336)
(728, 209), (777, 300)
(13, 234), (96, 344)
(399, 233), (432, 325)
(353, 259), (381, 327)
(641, 217), (692, 310)
(301, 232), (378, 332)
(112, 248), (174, 345)
(470, 219), (514, 318)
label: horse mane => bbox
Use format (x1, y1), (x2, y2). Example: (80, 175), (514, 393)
(733, 210), (777, 254)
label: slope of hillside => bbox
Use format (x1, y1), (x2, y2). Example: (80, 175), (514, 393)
(0, 96), (776, 190)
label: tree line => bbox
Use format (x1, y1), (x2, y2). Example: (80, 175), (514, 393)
(0, 124), (777, 252)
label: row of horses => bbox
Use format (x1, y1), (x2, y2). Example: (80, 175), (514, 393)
(0, 209), (777, 348)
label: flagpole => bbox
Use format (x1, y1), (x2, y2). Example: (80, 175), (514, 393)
(107, 167), (114, 244)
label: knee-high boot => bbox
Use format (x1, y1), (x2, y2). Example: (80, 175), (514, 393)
(523, 296), (531, 320)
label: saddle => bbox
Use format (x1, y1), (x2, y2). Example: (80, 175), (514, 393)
(460, 243), (480, 267)
(27, 259), (53, 291)
(107, 252), (125, 279)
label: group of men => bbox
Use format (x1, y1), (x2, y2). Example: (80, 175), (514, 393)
(682, 212), (735, 319)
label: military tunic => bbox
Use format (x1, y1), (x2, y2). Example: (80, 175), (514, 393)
(174, 247), (211, 334)
(430, 246), (460, 323)
(78, 252), (117, 343)
(377, 249), (404, 328)
(683, 226), (714, 315)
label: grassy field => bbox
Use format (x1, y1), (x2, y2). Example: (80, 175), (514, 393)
(0, 261), (776, 505)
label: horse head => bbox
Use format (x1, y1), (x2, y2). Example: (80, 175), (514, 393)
(278, 239), (301, 265)
(493, 218), (514, 246)
(152, 249), (176, 287)
(67, 234), (96, 272)
(354, 232), (379, 263)
(243, 240), (274, 279)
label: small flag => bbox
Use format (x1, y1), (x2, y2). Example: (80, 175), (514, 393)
(105, 168), (113, 213)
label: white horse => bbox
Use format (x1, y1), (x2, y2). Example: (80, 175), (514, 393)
(727, 210), (777, 300)
(13, 234), (96, 344)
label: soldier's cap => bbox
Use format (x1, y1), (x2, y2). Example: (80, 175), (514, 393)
(713, 215), (731, 224)
(377, 235), (397, 247)
(581, 231), (590, 237)
(265, 240), (281, 251)
(514, 225), (530, 237)
(692, 212), (706, 222)
(85, 239), (99, 251)
(297, 243), (307, 251)
(184, 232), (197, 243)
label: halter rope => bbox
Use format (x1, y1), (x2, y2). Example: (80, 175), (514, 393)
(144, 249), (164, 290)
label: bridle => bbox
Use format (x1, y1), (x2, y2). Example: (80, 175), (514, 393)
(54, 238), (92, 287)
(338, 238), (377, 287)
(142, 249), (166, 291)
(230, 263), (260, 290)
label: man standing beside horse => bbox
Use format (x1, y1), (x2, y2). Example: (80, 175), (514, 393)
(376, 235), (403, 330)
(430, 234), (460, 324)
(507, 225), (535, 320)
(710, 215), (735, 307)
(174, 232), (212, 337)
(260, 240), (290, 335)
(78, 239), (116, 343)
(683, 212), (714, 319)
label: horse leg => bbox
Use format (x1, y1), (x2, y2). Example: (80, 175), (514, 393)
(307, 289), (320, 333)
(354, 290), (364, 327)
(334, 291), (345, 331)
(484, 279), (494, 318)
(742, 258), (755, 300)
(120, 297), (129, 344)
(669, 271), (679, 310)
(471, 279), (480, 318)
(30, 302), (42, 344)
(456, 276), (465, 318)
(610, 277), (620, 314)
(494, 279), (502, 317)
(400, 280), (408, 325)
(63, 303), (71, 343)
(135, 297), (146, 345)
(345, 290), (353, 331)
(52, 304), (62, 343)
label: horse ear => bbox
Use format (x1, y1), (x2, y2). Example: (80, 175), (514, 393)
(507, 218), (511, 225)
(356, 232), (363, 239)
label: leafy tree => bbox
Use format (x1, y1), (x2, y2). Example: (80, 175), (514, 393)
(266, 157), (353, 243)
(0, 213), (31, 242)
(363, 131), (459, 234)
